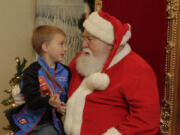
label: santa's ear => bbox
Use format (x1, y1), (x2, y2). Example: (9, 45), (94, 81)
(41, 42), (48, 52)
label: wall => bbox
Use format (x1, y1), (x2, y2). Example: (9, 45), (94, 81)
(0, 0), (35, 134)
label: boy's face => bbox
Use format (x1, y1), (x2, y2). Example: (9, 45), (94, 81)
(45, 33), (67, 63)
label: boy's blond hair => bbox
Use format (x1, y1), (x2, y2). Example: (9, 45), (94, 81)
(32, 25), (66, 55)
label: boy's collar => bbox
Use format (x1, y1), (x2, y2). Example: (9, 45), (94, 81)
(38, 56), (64, 72)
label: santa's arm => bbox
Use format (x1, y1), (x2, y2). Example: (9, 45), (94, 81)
(103, 70), (160, 135)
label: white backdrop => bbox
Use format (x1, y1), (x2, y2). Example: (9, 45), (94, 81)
(35, 0), (84, 64)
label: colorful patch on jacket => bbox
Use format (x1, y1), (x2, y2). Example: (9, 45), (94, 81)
(18, 118), (28, 125)
(39, 76), (52, 96)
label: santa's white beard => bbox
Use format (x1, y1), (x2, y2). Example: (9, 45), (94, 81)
(76, 48), (108, 77)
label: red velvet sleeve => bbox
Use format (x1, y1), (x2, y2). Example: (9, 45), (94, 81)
(116, 68), (160, 135)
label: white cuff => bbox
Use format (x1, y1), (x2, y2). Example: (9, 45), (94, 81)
(12, 85), (25, 106)
(103, 127), (122, 135)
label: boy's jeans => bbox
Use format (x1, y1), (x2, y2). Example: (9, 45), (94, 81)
(28, 122), (58, 135)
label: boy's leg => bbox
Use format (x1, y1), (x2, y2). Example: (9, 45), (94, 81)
(28, 122), (58, 135)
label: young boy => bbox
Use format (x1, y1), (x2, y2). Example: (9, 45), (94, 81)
(10, 25), (70, 135)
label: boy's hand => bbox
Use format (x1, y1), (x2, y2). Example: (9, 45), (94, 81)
(57, 102), (66, 115)
(48, 94), (66, 115)
(48, 94), (61, 108)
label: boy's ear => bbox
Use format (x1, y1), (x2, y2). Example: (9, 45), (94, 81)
(41, 43), (48, 52)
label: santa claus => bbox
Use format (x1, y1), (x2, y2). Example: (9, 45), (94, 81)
(64, 11), (160, 135)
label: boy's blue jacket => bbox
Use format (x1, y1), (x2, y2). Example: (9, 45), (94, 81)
(10, 57), (70, 135)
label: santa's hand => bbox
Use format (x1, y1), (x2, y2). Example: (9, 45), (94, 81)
(57, 102), (66, 115)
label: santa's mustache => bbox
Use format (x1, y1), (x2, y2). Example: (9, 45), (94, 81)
(82, 48), (92, 55)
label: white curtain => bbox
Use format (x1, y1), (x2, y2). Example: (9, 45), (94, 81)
(35, 0), (84, 64)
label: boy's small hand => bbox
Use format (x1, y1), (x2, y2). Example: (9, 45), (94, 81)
(48, 94), (61, 108)
(57, 102), (66, 115)
(48, 94), (66, 115)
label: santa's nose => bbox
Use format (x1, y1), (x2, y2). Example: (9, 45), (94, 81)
(82, 40), (89, 48)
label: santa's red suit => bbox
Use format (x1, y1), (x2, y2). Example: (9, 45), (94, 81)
(64, 11), (160, 135)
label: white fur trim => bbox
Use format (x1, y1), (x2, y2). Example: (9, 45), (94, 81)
(108, 44), (132, 69)
(64, 73), (110, 134)
(64, 78), (92, 135)
(120, 24), (131, 45)
(86, 72), (110, 91)
(103, 127), (122, 135)
(12, 85), (25, 106)
(83, 12), (114, 44)
(83, 12), (131, 45)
